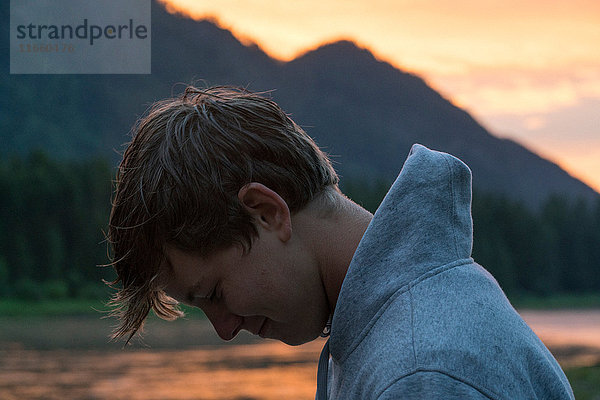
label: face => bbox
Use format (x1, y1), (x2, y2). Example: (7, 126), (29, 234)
(161, 227), (330, 346)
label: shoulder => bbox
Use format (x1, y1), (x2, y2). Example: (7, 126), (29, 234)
(377, 370), (495, 400)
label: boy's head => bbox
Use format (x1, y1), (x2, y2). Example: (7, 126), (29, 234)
(108, 86), (339, 341)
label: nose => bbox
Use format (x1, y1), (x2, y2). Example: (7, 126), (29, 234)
(204, 305), (243, 341)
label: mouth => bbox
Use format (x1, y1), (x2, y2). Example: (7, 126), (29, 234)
(258, 317), (268, 338)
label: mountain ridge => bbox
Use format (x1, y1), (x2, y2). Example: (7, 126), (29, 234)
(271, 37), (598, 207)
(1, 2), (597, 209)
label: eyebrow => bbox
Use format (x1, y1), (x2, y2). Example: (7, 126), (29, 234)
(161, 252), (173, 272)
(155, 255), (172, 290)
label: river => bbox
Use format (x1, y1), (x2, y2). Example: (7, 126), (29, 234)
(1, 309), (599, 399)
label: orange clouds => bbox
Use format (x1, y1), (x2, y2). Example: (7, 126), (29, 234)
(158, 0), (600, 193)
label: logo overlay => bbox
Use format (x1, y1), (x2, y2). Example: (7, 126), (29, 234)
(10, 0), (151, 74)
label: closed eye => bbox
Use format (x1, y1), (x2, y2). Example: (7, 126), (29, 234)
(191, 286), (218, 305)
(187, 280), (205, 305)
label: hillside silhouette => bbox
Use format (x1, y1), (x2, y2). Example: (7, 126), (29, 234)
(2, 1), (598, 208)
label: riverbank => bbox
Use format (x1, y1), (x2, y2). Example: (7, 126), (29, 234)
(0, 298), (204, 317)
(510, 293), (600, 310)
(3, 293), (600, 317)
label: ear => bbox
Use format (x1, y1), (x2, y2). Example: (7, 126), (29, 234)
(238, 183), (292, 242)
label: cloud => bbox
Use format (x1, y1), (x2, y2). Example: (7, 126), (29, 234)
(429, 63), (600, 116)
(483, 97), (600, 192)
(158, 0), (600, 191)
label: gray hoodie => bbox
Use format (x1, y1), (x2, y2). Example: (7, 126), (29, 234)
(316, 144), (574, 399)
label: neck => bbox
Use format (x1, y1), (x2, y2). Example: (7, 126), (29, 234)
(296, 192), (373, 314)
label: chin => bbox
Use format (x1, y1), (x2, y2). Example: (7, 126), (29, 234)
(280, 331), (321, 346)
(281, 338), (311, 346)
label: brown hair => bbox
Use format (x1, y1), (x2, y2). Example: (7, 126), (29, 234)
(107, 86), (339, 342)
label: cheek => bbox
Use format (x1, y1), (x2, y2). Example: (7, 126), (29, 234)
(268, 268), (316, 318)
(221, 273), (269, 315)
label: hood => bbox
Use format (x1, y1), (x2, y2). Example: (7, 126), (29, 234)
(330, 144), (473, 360)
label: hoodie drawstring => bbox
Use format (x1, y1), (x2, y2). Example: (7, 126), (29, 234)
(315, 339), (330, 399)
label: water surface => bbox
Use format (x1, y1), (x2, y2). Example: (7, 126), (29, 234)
(1, 310), (599, 399)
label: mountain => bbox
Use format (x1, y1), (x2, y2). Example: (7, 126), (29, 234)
(2, 1), (598, 209)
(272, 41), (598, 208)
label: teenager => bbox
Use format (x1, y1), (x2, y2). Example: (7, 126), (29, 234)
(108, 86), (574, 399)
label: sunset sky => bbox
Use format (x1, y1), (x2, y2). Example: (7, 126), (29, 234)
(159, 0), (600, 193)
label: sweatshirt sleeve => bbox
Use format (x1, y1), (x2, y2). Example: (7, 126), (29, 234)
(377, 371), (495, 400)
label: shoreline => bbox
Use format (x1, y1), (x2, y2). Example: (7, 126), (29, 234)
(1, 310), (600, 367)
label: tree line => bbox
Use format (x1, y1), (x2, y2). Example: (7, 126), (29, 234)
(0, 151), (113, 299)
(0, 153), (598, 300)
(344, 179), (600, 295)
